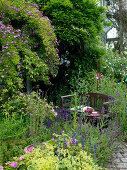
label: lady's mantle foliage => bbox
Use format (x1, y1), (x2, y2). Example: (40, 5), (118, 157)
(0, 0), (59, 95)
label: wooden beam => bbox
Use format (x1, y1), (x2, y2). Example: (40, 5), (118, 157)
(106, 37), (119, 42)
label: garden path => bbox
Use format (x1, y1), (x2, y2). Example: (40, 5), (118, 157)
(106, 142), (127, 170)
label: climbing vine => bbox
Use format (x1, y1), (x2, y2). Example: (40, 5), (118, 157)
(0, 0), (59, 101)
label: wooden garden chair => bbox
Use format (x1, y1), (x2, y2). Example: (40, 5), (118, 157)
(60, 92), (115, 125)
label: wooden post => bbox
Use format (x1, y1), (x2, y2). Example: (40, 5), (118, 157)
(99, 60), (100, 87)
(97, 60), (98, 91)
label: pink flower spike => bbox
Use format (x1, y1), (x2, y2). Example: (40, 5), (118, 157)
(52, 138), (55, 142)
(66, 141), (69, 146)
(19, 93), (23, 96)
(100, 78), (102, 81)
(28, 146), (34, 152)
(18, 157), (23, 161)
(11, 162), (18, 168)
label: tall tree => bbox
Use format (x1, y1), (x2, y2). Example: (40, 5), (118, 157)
(106, 0), (127, 54)
(33, 0), (107, 104)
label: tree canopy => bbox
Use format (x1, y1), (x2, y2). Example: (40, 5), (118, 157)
(40, 0), (107, 78)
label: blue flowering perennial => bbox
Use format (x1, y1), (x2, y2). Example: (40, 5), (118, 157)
(80, 136), (85, 150)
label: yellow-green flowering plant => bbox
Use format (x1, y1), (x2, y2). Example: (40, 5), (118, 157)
(5, 142), (103, 170)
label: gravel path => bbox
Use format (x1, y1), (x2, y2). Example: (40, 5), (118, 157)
(106, 142), (127, 170)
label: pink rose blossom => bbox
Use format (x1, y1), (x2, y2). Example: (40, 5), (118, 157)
(28, 146), (34, 152)
(11, 162), (18, 168)
(52, 138), (55, 142)
(18, 157), (23, 161)
(0, 165), (3, 170)
(66, 141), (69, 146)
(70, 138), (76, 144)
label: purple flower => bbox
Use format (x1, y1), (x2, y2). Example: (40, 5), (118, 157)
(1, 75), (4, 78)
(24, 40), (28, 44)
(11, 162), (18, 168)
(0, 61), (2, 63)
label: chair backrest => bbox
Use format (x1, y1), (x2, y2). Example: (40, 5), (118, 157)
(86, 92), (113, 112)
(61, 92), (114, 113)
(60, 94), (75, 108)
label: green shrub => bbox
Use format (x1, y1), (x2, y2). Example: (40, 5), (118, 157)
(1, 91), (57, 119)
(0, 116), (28, 165)
(101, 49), (127, 83)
